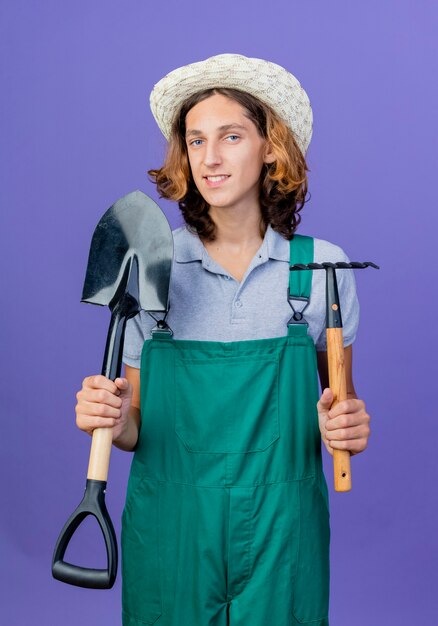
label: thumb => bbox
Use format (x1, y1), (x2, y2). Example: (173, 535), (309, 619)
(317, 387), (334, 413)
(114, 377), (130, 393)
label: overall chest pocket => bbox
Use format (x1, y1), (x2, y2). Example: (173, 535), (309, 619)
(175, 353), (280, 454)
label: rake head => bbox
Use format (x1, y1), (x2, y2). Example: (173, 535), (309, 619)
(289, 261), (380, 271)
(289, 260), (379, 329)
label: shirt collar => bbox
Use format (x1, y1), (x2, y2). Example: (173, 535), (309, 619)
(174, 223), (290, 263)
(174, 226), (205, 262)
(265, 224), (290, 261)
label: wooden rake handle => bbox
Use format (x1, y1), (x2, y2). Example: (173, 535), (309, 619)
(326, 327), (351, 492)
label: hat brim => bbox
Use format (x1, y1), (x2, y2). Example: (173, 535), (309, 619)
(149, 53), (312, 156)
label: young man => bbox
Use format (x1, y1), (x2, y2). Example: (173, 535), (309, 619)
(76, 54), (370, 626)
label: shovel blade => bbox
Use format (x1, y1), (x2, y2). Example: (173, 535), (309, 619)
(81, 190), (173, 313)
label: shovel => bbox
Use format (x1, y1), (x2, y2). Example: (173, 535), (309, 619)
(52, 190), (173, 588)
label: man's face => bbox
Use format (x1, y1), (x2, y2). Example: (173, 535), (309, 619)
(184, 94), (273, 216)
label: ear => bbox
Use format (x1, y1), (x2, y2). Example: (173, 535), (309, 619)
(263, 142), (276, 164)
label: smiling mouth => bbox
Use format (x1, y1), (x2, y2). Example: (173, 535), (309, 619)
(204, 175), (230, 182)
(203, 175), (231, 188)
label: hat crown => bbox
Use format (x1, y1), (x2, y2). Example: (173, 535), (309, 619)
(150, 53), (312, 156)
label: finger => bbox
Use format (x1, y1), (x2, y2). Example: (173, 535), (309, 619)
(326, 410), (370, 429)
(77, 388), (123, 409)
(321, 437), (334, 456)
(83, 375), (118, 394)
(114, 378), (132, 395)
(325, 424), (370, 441)
(326, 437), (368, 454)
(317, 388), (334, 410)
(76, 414), (118, 431)
(79, 400), (121, 419)
(328, 398), (365, 418)
(114, 378), (131, 394)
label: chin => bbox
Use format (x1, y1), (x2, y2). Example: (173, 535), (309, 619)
(203, 195), (233, 208)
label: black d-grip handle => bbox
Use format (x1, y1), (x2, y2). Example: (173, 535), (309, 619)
(52, 479), (117, 589)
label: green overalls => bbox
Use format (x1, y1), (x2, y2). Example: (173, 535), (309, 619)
(122, 235), (330, 626)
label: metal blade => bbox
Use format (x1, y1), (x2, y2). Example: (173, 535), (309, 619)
(81, 190), (173, 313)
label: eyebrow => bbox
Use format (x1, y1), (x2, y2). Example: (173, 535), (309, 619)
(185, 123), (247, 138)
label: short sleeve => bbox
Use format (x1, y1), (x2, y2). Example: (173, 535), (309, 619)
(314, 247), (360, 351)
(123, 311), (156, 368)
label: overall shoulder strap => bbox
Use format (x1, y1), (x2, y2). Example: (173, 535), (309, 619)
(289, 234), (314, 300)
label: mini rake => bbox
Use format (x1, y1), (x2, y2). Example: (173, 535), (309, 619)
(290, 260), (379, 492)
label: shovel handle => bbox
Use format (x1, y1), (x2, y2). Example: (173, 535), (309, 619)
(326, 327), (352, 492)
(52, 479), (117, 588)
(87, 297), (134, 481)
(87, 428), (113, 481)
(52, 303), (133, 588)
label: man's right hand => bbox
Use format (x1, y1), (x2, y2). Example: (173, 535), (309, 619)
(75, 375), (133, 443)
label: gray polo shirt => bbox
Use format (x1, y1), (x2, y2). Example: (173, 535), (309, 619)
(123, 224), (359, 368)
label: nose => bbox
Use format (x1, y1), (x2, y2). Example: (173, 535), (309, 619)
(203, 140), (222, 168)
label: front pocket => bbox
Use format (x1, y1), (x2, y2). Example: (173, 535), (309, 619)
(175, 354), (279, 453)
(122, 478), (162, 624)
(292, 478), (330, 623)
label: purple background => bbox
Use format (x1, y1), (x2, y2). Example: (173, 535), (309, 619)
(1, 1), (437, 624)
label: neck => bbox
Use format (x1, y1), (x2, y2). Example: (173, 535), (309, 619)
(207, 204), (266, 247)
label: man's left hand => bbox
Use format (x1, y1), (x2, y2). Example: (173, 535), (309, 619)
(317, 388), (371, 456)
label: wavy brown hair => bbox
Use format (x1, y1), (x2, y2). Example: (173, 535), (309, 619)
(148, 87), (310, 241)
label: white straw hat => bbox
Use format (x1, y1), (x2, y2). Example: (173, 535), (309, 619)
(149, 53), (313, 156)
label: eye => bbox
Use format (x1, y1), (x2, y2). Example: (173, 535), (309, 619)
(189, 139), (203, 147)
(226, 134), (239, 142)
